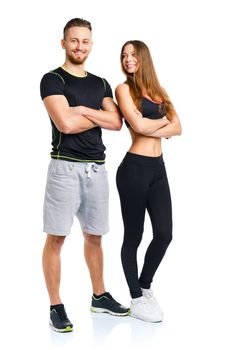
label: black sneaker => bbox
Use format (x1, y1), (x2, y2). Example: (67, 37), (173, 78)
(90, 292), (129, 316)
(49, 304), (73, 332)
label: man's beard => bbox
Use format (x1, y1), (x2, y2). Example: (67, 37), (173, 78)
(67, 52), (88, 65)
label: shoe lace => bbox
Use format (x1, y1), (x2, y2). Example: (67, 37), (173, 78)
(146, 293), (159, 307)
(105, 292), (122, 306)
(56, 306), (69, 321)
(144, 289), (154, 299)
(133, 296), (147, 305)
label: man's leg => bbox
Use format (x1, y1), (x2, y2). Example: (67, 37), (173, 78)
(42, 233), (73, 332)
(79, 164), (129, 316)
(42, 234), (66, 305)
(83, 232), (105, 295)
(42, 159), (79, 332)
(83, 231), (129, 316)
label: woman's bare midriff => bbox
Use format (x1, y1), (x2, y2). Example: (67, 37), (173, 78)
(128, 128), (162, 157)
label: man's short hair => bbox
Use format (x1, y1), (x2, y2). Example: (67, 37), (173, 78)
(63, 18), (92, 39)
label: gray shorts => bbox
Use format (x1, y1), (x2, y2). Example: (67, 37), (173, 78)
(43, 159), (109, 236)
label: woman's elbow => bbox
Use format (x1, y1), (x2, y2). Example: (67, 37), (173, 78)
(177, 124), (182, 135)
(172, 120), (182, 136)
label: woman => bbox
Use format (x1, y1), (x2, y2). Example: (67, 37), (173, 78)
(115, 40), (182, 322)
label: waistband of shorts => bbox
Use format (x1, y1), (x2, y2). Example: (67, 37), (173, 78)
(50, 158), (105, 167)
(50, 155), (105, 165)
(122, 152), (164, 166)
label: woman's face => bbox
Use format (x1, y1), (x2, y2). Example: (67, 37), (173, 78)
(122, 44), (139, 74)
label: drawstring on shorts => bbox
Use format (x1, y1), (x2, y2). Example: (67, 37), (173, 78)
(85, 163), (99, 178)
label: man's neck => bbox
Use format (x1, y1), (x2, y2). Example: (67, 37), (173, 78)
(62, 61), (87, 77)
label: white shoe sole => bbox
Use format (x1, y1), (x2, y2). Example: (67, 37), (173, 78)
(129, 311), (163, 323)
(90, 306), (129, 316)
(49, 321), (73, 333)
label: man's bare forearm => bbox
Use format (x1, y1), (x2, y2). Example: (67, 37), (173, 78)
(66, 108), (97, 134)
(58, 106), (97, 134)
(77, 106), (122, 131)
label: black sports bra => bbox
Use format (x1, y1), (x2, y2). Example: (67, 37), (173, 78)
(124, 96), (167, 128)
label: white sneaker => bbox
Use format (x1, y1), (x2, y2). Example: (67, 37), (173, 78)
(141, 288), (164, 321)
(130, 296), (163, 322)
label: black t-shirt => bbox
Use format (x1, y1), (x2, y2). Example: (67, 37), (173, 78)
(40, 67), (113, 162)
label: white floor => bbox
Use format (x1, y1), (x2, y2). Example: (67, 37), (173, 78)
(1, 220), (227, 350)
(2, 291), (227, 350)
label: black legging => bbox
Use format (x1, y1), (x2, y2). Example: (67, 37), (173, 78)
(116, 152), (172, 299)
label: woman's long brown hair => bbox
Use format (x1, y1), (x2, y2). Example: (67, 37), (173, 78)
(120, 40), (174, 114)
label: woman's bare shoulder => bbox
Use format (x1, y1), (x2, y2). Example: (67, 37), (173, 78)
(115, 82), (129, 94)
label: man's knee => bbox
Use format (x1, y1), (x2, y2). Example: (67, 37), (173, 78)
(45, 234), (66, 251)
(83, 232), (102, 246)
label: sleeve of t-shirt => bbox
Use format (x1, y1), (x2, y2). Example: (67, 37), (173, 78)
(40, 72), (65, 100)
(102, 78), (113, 98)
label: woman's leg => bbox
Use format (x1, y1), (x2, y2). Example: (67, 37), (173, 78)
(116, 161), (148, 298)
(139, 164), (172, 289)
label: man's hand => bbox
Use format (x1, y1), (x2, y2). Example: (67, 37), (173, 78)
(73, 105), (86, 115)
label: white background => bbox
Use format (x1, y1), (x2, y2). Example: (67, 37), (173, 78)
(1, 0), (227, 349)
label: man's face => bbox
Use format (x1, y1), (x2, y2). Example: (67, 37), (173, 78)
(61, 26), (93, 65)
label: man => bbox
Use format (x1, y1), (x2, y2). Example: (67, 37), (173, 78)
(40, 18), (129, 333)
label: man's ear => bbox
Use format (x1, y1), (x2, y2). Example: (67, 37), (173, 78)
(61, 39), (66, 49)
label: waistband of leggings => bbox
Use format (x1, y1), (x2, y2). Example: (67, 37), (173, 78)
(122, 152), (164, 166)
